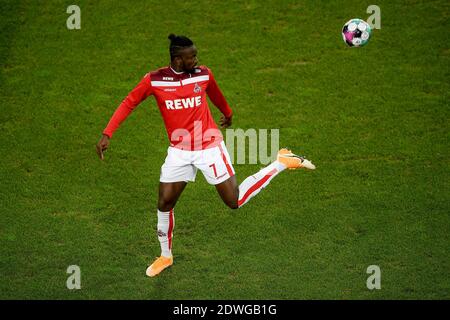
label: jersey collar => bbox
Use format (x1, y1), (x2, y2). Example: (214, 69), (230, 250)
(169, 65), (185, 75)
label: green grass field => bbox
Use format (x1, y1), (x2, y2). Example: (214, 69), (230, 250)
(1, 0), (449, 299)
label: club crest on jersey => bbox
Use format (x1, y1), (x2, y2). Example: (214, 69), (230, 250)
(194, 83), (202, 93)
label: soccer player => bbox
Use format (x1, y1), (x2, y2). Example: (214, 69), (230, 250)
(96, 34), (315, 277)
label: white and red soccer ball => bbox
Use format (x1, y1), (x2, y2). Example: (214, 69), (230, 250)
(342, 18), (372, 47)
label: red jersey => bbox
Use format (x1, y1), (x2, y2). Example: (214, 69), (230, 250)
(103, 65), (232, 150)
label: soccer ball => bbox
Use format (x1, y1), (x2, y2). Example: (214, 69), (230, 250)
(342, 18), (372, 47)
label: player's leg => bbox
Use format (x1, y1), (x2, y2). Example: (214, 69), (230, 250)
(215, 160), (285, 208)
(215, 175), (239, 209)
(156, 181), (186, 257)
(147, 146), (196, 277)
(158, 181), (187, 212)
(146, 182), (187, 277)
(215, 148), (316, 208)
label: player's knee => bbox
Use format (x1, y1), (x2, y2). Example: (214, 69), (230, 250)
(158, 198), (175, 212)
(227, 201), (239, 210)
(228, 190), (239, 209)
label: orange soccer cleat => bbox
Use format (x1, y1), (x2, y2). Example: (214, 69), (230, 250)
(146, 256), (173, 277)
(277, 148), (316, 170)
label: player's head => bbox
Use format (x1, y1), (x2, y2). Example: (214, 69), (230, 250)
(168, 34), (198, 73)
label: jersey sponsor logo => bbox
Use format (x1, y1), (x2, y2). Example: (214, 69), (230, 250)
(194, 83), (201, 93)
(165, 96), (202, 110)
(163, 77), (174, 80)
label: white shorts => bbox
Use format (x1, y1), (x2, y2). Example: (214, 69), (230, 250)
(160, 141), (235, 185)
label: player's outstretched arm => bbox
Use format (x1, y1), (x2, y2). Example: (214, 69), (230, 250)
(96, 134), (110, 160)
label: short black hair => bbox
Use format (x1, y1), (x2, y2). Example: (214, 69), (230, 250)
(168, 34), (194, 60)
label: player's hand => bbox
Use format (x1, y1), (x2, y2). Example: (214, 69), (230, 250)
(96, 134), (110, 160)
(220, 115), (232, 129)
